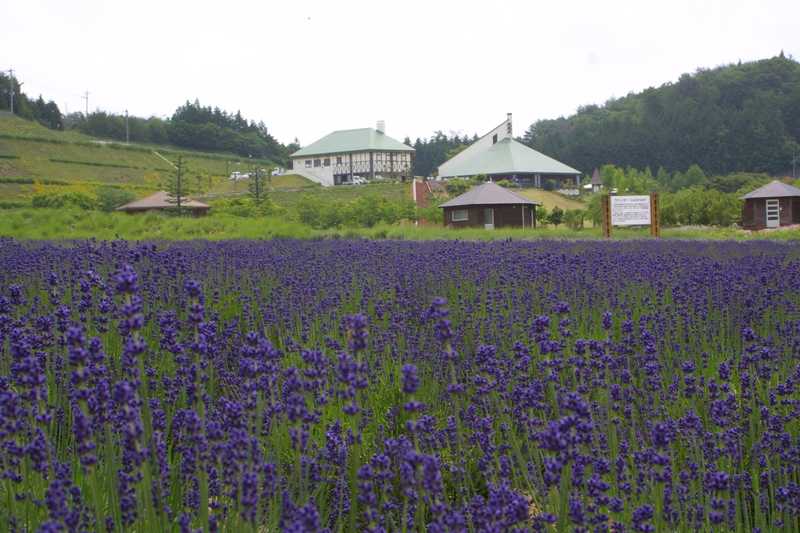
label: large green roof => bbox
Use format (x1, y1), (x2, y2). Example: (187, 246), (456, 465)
(291, 128), (414, 158)
(438, 138), (580, 177)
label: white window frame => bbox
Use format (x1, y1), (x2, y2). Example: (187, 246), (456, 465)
(451, 209), (469, 222)
(304, 160), (312, 168)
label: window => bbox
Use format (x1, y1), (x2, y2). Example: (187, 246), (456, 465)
(492, 134), (498, 144)
(323, 158), (330, 167)
(451, 209), (468, 222)
(336, 156), (342, 164)
(314, 159), (321, 167)
(304, 160), (312, 168)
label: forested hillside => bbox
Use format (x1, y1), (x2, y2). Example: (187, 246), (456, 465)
(71, 101), (290, 163)
(521, 54), (800, 176)
(0, 72), (291, 163)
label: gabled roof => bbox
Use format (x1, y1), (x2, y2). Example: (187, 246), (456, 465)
(438, 137), (580, 178)
(117, 191), (209, 210)
(291, 128), (414, 158)
(439, 182), (540, 208)
(740, 180), (800, 199)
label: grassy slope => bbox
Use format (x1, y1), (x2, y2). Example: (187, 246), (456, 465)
(2, 208), (799, 241)
(270, 181), (410, 207)
(517, 188), (586, 211)
(0, 115), (279, 196)
(203, 174), (319, 198)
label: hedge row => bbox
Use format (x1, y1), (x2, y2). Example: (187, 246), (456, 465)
(47, 158), (171, 172)
(0, 176), (70, 185)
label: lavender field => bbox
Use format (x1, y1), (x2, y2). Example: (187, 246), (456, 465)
(1, 238), (799, 532)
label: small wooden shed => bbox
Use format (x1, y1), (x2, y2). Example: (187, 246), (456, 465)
(740, 181), (800, 230)
(116, 191), (210, 216)
(439, 182), (539, 229)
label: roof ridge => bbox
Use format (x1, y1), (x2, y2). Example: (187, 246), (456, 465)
(330, 127), (375, 133)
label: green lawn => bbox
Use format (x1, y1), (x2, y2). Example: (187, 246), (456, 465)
(2, 208), (798, 241)
(204, 173), (319, 198)
(269, 181), (410, 208)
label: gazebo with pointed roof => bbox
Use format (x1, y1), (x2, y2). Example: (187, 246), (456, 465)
(740, 180), (800, 229)
(116, 191), (210, 216)
(439, 181), (540, 229)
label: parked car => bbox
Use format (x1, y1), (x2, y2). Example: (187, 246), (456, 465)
(229, 171), (250, 181)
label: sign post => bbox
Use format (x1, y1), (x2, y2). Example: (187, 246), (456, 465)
(601, 193), (660, 238)
(649, 192), (660, 237)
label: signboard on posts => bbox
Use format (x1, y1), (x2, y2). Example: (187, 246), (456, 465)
(601, 193), (660, 238)
(610, 195), (651, 226)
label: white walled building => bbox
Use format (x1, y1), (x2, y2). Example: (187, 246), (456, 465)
(290, 123), (414, 186)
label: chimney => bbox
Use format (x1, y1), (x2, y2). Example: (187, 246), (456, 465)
(506, 113), (512, 137)
(376, 120), (386, 134)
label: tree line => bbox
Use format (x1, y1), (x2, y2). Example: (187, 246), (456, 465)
(404, 132), (475, 177)
(67, 101), (291, 163)
(0, 73), (292, 164)
(0, 72), (63, 129)
(521, 54), (800, 177)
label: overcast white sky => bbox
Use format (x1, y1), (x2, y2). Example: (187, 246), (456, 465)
(2, 0), (798, 146)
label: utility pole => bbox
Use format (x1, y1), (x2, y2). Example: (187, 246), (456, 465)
(125, 109), (129, 144)
(7, 68), (14, 114)
(82, 90), (89, 118)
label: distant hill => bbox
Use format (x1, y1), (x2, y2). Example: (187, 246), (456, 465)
(521, 54), (800, 176)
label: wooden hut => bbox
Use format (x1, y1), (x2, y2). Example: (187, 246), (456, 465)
(740, 181), (800, 229)
(439, 182), (539, 229)
(116, 191), (210, 216)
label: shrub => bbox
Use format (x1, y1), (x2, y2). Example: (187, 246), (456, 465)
(564, 209), (586, 229)
(96, 187), (136, 212)
(547, 206), (564, 227)
(445, 180), (471, 196)
(495, 179), (519, 188)
(31, 191), (96, 210)
(535, 206), (549, 226)
(295, 195), (417, 229)
(212, 197), (285, 218)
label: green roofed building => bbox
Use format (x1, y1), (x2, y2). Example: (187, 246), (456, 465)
(290, 121), (414, 186)
(437, 114), (581, 189)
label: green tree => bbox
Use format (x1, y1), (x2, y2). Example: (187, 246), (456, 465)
(165, 155), (189, 214)
(249, 167), (268, 204)
(547, 206), (564, 227)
